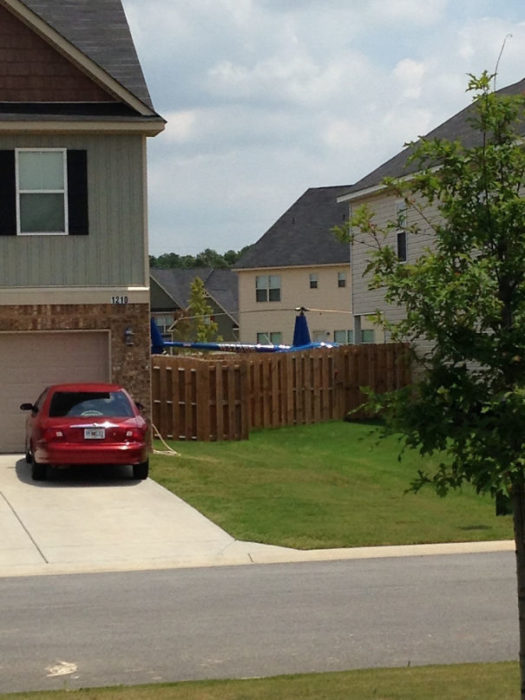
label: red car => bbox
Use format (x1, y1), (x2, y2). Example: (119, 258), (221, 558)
(20, 383), (149, 481)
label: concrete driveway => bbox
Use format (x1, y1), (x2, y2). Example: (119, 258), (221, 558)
(0, 455), (514, 578)
(0, 454), (296, 577)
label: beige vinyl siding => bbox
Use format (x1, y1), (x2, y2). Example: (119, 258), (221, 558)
(348, 190), (438, 349)
(237, 264), (351, 344)
(0, 133), (147, 288)
(351, 191), (437, 325)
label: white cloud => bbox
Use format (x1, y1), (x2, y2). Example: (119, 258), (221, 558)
(393, 59), (426, 99)
(122, 0), (525, 255)
(162, 111), (197, 143)
(366, 0), (448, 25)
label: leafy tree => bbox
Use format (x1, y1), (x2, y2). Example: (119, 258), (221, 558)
(336, 72), (525, 695)
(149, 252), (181, 268)
(173, 276), (221, 343)
(150, 246), (251, 269)
(194, 248), (226, 268)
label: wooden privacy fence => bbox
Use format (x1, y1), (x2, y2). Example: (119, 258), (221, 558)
(151, 343), (411, 442)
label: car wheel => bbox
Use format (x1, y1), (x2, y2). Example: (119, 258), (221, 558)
(31, 460), (47, 481)
(133, 460), (149, 480)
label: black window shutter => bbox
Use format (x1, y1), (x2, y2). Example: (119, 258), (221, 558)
(67, 150), (89, 235)
(0, 150), (16, 236)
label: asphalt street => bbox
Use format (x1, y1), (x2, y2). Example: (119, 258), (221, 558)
(0, 552), (518, 693)
(0, 453), (518, 694)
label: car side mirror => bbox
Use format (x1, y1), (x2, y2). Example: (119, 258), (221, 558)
(135, 402), (144, 412)
(20, 403), (36, 412)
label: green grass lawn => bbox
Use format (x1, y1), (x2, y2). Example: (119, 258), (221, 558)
(151, 420), (513, 549)
(1, 663), (518, 700)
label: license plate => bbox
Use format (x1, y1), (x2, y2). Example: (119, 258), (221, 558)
(84, 428), (105, 440)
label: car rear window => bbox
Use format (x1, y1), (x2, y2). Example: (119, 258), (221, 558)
(49, 391), (134, 418)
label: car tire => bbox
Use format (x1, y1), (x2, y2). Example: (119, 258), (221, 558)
(133, 460), (149, 480)
(31, 460), (47, 481)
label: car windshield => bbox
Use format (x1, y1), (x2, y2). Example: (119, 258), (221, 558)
(49, 391), (134, 418)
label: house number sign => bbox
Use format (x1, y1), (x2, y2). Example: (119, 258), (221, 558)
(111, 295), (129, 304)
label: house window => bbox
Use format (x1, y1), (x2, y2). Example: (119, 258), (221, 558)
(309, 273), (318, 289)
(153, 314), (175, 338)
(396, 200), (407, 262)
(256, 275), (281, 302)
(361, 329), (375, 344)
(337, 272), (346, 288)
(397, 231), (407, 262)
(312, 329), (329, 341)
(0, 149), (88, 236)
(257, 331), (282, 345)
(334, 329), (353, 344)
(17, 150), (67, 234)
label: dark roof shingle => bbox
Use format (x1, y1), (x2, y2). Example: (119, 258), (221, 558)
(234, 186), (351, 270)
(150, 268), (239, 322)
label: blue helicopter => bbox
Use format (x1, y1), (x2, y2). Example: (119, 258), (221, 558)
(151, 307), (338, 354)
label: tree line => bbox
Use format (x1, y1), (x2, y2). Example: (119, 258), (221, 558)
(149, 246), (251, 269)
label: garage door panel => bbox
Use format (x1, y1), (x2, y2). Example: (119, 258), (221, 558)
(0, 332), (110, 453)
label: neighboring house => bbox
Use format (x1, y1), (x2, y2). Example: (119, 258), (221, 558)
(337, 76), (525, 345)
(234, 186), (352, 346)
(0, 0), (164, 452)
(150, 268), (239, 342)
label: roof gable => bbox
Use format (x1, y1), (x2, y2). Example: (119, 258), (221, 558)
(341, 77), (525, 200)
(235, 186), (351, 270)
(0, 3), (116, 103)
(2, 0), (160, 118)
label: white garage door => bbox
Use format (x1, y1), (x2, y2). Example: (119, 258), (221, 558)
(0, 331), (110, 453)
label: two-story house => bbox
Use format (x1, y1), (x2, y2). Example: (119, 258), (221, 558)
(234, 186), (352, 346)
(0, 0), (164, 452)
(150, 267), (238, 342)
(337, 76), (525, 345)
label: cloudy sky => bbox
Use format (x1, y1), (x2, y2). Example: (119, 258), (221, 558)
(122, 0), (525, 257)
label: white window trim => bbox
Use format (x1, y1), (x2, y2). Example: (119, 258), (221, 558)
(15, 148), (69, 236)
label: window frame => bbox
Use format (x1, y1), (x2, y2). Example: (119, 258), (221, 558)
(337, 271), (346, 288)
(255, 274), (281, 303)
(312, 329), (329, 341)
(257, 331), (282, 345)
(309, 273), (318, 289)
(334, 329), (353, 344)
(16, 148), (69, 236)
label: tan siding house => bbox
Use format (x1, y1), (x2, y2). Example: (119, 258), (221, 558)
(337, 76), (525, 345)
(235, 186), (352, 345)
(238, 264), (352, 345)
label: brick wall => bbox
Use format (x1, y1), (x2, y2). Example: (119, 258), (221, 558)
(0, 302), (151, 413)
